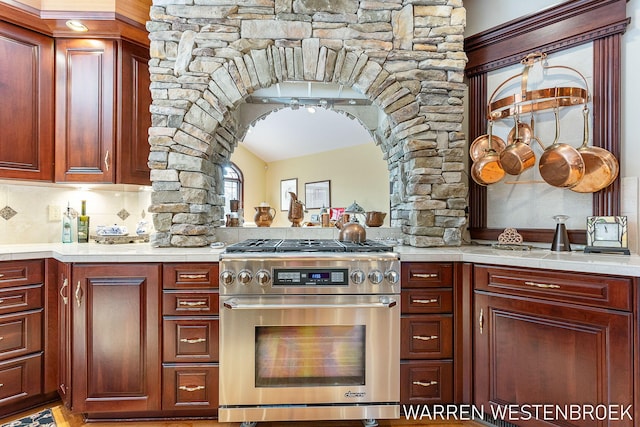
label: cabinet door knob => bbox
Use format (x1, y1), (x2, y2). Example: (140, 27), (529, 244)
(479, 308), (484, 335)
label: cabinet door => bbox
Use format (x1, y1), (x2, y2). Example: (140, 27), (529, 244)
(55, 39), (115, 183)
(117, 41), (151, 185)
(475, 292), (633, 427)
(71, 264), (161, 413)
(0, 22), (54, 181)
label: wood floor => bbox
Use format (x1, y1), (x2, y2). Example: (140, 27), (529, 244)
(3, 403), (485, 427)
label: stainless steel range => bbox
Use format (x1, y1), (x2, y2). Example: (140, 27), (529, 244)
(218, 239), (400, 426)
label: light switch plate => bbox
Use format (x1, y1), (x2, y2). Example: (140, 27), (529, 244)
(48, 205), (62, 221)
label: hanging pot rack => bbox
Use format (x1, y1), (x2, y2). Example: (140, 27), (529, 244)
(486, 52), (589, 121)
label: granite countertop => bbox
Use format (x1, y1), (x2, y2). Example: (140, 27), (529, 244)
(0, 242), (639, 277)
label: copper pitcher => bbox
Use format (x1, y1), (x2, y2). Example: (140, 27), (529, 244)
(287, 192), (304, 227)
(254, 205), (276, 227)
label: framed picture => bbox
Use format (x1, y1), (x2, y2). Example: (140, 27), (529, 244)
(305, 180), (331, 209)
(280, 178), (297, 211)
(584, 216), (630, 255)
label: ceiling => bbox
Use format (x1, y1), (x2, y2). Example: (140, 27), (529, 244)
(238, 82), (379, 163)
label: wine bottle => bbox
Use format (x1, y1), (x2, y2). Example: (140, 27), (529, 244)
(62, 204), (73, 243)
(77, 200), (90, 243)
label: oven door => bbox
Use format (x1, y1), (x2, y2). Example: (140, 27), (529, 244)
(219, 294), (400, 421)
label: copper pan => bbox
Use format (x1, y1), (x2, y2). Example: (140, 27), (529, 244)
(538, 108), (585, 188)
(500, 114), (535, 175)
(570, 107), (619, 193)
(471, 121), (505, 186)
(469, 121), (506, 162)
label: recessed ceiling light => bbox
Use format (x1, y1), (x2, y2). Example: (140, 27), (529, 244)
(66, 20), (89, 32)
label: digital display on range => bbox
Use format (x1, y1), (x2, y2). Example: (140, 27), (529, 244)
(273, 268), (348, 286)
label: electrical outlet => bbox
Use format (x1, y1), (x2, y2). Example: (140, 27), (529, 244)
(48, 205), (62, 221)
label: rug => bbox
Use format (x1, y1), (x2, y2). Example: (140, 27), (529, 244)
(1, 408), (56, 427)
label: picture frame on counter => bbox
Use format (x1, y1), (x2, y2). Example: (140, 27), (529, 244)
(280, 178), (297, 211)
(305, 180), (331, 209)
(584, 216), (630, 255)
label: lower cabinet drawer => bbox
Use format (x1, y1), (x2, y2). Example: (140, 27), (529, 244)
(0, 310), (42, 361)
(401, 315), (453, 359)
(400, 360), (453, 406)
(162, 364), (218, 411)
(163, 317), (218, 363)
(401, 289), (453, 314)
(0, 352), (42, 405)
(0, 284), (42, 316)
(163, 291), (219, 316)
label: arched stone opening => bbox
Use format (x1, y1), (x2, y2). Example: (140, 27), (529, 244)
(147, 1), (468, 248)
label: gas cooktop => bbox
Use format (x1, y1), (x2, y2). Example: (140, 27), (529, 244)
(224, 238), (393, 253)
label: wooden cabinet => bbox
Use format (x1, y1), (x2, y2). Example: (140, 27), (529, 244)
(474, 265), (634, 427)
(118, 40), (152, 186)
(69, 263), (161, 413)
(162, 263), (219, 414)
(55, 39), (150, 184)
(0, 21), (54, 181)
(0, 260), (46, 414)
(55, 260), (71, 408)
(400, 263), (455, 407)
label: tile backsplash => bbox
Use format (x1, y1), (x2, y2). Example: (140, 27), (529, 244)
(0, 181), (152, 244)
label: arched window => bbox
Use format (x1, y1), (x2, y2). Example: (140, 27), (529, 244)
(223, 162), (243, 212)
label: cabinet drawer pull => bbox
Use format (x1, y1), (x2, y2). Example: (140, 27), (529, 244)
(413, 335), (438, 341)
(0, 337), (3, 341)
(0, 383), (3, 387)
(412, 298), (438, 304)
(479, 308), (484, 335)
(0, 299), (3, 304)
(179, 385), (205, 392)
(60, 278), (69, 305)
(180, 337), (206, 344)
(0, 274), (4, 278)
(524, 281), (560, 289)
(412, 273), (438, 278)
(413, 380), (438, 387)
(104, 150), (110, 172)
(179, 274), (208, 280)
(178, 301), (207, 307)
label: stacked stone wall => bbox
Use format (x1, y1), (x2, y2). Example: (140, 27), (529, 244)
(147, 0), (468, 247)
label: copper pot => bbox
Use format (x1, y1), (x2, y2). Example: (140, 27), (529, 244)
(365, 211), (386, 227)
(538, 108), (585, 188)
(570, 107), (619, 193)
(471, 149), (505, 186)
(500, 116), (535, 175)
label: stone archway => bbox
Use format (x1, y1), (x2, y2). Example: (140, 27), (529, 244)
(147, 1), (468, 248)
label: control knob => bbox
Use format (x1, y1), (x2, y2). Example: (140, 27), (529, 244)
(368, 269), (384, 284)
(350, 269), (366, 285)
(237, 270), (253, 285)
(220, 270), (235, 286)
(256, 269), (271, 286)
(385, 270), (400, 284)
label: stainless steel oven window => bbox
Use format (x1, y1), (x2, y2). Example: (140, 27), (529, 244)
(255, 325), (366, 387)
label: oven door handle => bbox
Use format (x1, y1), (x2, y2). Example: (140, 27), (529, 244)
(223, 297), (397, 310)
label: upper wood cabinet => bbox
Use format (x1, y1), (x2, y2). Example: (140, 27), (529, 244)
(55, 38), (151, 185)
(0, 21), (54, 181)
(118, 40), (152, 186)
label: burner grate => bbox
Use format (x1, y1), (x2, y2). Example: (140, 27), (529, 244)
(224, 239), (282, 252)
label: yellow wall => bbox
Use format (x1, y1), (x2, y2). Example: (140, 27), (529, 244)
(232, 143), (390, 227)
(230, 145), (268, 222)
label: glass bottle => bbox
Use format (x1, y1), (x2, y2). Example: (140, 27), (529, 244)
(77, 200), (90, 243)
(62, 204), (73, 243)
